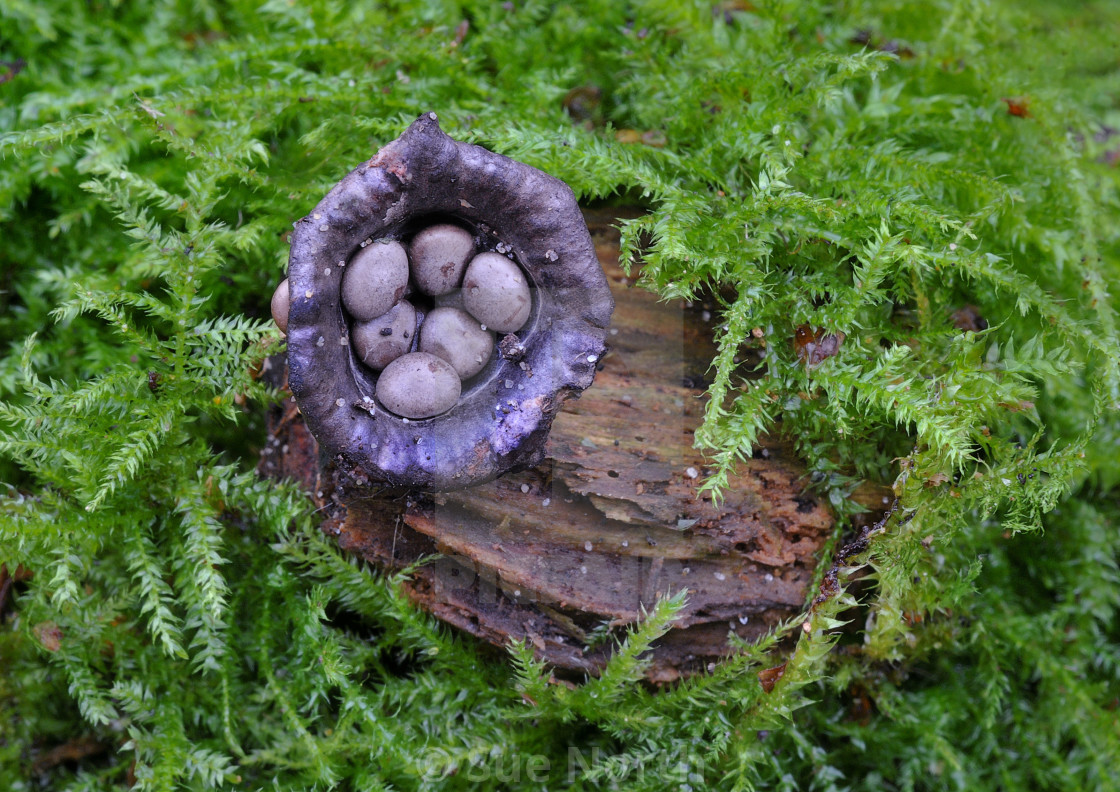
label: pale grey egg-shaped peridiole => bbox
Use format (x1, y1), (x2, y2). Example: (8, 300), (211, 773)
(271, 278), (290, 334)
(341, 240), (410, 321)
(351, 300), (417, 371)
(376, 352), (462, 419)
(409, 224), (475, 296)
(418, 307), (495, 379)
(462, 252), (531, 334)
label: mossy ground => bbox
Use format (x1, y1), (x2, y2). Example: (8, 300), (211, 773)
(1, 1), (1119, 789)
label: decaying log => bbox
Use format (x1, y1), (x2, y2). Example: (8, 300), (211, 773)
(259, 208), (840, 682)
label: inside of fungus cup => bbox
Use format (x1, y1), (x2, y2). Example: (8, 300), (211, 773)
(340, 212), (541, 420)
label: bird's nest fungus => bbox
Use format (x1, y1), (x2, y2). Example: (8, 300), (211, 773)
(274, 113), (614, 491)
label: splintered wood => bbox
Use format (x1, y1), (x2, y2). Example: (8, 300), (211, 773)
(259, 209), (834, 682)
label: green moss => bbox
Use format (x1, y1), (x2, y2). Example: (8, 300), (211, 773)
(1, 0), (1118, 789)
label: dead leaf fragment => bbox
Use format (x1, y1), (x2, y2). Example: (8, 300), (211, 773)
(757, 662), (787, 693)
(1001, 96), (1031, 118)
(794, 324), (845, 366)
(0, 58), (27, 85)
(34, 621), (63, 652)
(563, 85), (601, 122)
(951, 305), (987, 333)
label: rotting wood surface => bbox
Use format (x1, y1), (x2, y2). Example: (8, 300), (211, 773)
(259, 208), (842, 682)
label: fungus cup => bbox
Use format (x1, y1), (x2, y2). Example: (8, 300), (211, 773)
(284, 113), (613, 490)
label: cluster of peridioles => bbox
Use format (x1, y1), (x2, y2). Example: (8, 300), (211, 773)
(271, 224), (532, 419)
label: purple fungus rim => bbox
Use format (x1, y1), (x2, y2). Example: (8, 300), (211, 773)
(286, 112), (614, 491)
